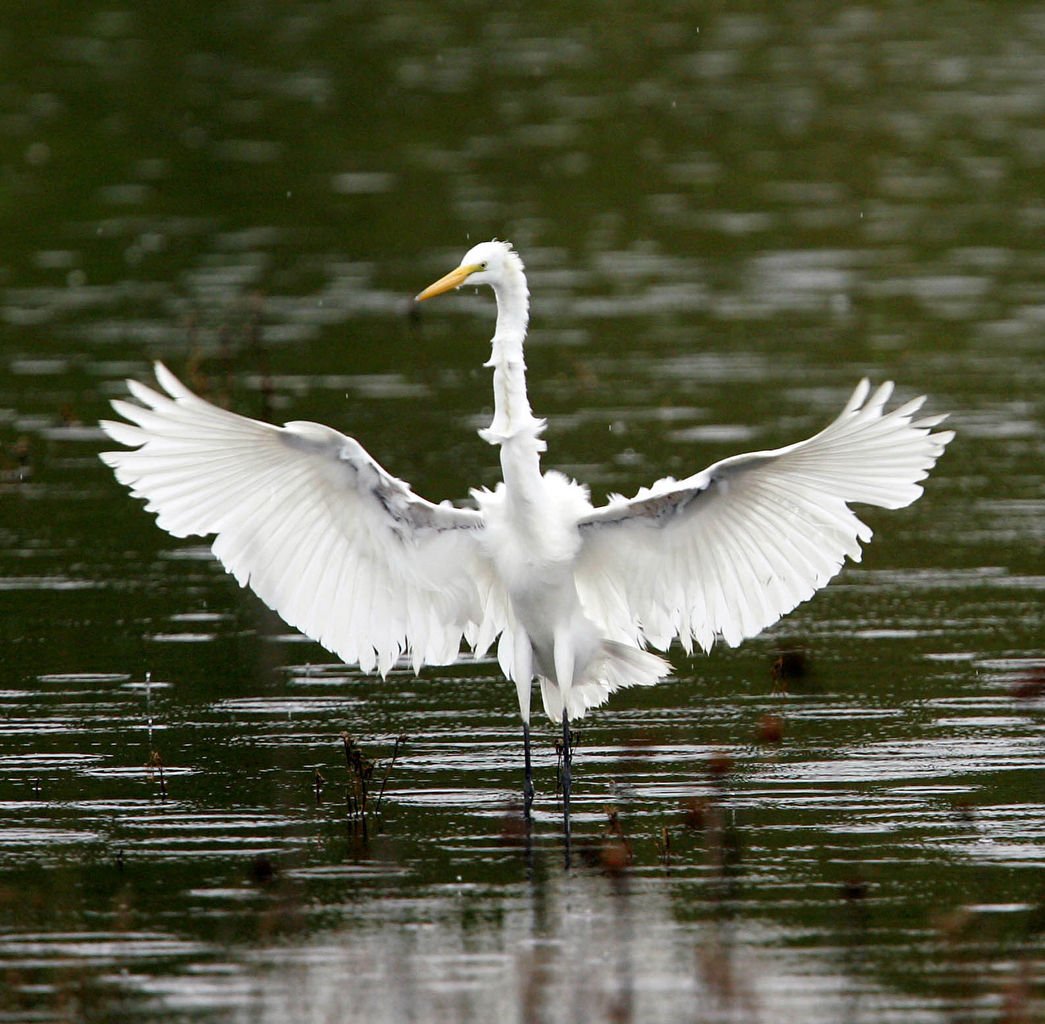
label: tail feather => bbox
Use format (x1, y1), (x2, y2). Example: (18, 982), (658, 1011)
(539, 640), (671, 723)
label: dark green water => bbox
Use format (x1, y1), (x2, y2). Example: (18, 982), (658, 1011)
(0, 3), (1042, 1021)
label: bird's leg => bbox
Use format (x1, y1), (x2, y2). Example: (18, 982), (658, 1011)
(561, 712), (572, 863)
(522, 721), (534, 818)
(551, 632), (577, 863)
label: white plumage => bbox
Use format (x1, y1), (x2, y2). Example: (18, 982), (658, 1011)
(100, 240), (953, 825)
(101, 363), (499, 679)
(576, 378), (950, 655)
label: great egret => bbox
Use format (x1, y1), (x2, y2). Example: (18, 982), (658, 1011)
(100, 240), (953, 845)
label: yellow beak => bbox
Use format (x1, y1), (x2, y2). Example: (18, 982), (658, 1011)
(415, 263), (482, 302)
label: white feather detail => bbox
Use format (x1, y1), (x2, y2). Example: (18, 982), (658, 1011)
(99, 362), (952, 725)
(541, 640), (670, 723)
(99, 363), (505, 677)
(576, 380), (954, 654)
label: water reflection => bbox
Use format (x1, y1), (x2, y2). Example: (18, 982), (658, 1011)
(234, 873), (817, 1024)
(1, 640), (1040, 1020)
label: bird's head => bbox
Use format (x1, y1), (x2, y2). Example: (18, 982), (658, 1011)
(415, 240), (524, 301)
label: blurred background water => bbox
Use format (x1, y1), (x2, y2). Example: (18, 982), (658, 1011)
(0, 2), (1042, 1022)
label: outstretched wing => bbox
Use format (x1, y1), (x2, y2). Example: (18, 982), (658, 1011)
(575, 381), (954, 653)
(100, 363), (502, 675)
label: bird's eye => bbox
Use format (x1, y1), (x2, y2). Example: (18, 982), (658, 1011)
(480, 261), (488, 270)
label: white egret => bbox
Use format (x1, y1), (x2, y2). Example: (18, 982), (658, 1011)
(100, 240), (953, 844)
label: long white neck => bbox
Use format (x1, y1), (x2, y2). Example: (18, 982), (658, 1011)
(478, 261), (546, 452)
(475, 258), (546, 508)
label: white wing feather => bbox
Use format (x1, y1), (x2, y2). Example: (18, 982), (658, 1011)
(100, 363), (502, 676)
(576, 381), (954, 654)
